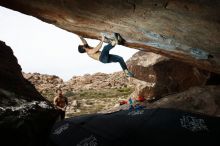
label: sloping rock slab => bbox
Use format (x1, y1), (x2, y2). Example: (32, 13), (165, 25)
(48, 108), (220, 146)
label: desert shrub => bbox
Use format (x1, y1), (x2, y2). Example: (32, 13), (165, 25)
(64, 91), (75, 97)
(117, 87), (131, 93)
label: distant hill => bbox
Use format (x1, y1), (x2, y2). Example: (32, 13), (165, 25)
(23, 72), (134, 117)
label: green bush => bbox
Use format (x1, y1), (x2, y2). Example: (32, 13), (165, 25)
(117, 87), (131, 93)
(64, 91), (75, 97)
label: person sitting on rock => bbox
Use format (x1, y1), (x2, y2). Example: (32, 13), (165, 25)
(53, 89), (68, 120)
(78, 33), (134, 77)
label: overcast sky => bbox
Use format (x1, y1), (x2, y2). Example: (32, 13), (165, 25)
(0, 6), (138, 81)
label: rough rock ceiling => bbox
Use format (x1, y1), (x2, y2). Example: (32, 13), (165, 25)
(0, 0), (219, 73)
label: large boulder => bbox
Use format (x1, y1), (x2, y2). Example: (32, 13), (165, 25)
(0, 0), (219, 74)
(0, 41), (60, 146)
(146, 85), (220, 117)
(127, 51), (210, 100)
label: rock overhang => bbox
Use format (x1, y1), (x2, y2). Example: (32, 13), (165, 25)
(0, 0), (219, 73)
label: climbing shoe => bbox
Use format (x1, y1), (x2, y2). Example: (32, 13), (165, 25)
(114, 33), (126, 45)
(103, 36), (111, 44)
(124, 70), (134, 77)
(102, 34), (117, 46)
(113, 33), (119, 44)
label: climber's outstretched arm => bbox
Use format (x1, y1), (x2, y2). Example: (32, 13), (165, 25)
(78, 36), (88, 45)
(85, 35), (105, 54)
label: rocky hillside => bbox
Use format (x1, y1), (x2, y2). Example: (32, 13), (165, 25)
(23, 72), (135, 117)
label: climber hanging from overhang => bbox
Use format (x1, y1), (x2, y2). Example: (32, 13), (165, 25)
(77, 33), (134, 77)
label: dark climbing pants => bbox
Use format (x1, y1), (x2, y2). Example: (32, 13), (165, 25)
(99, 43), (128, 70)
(59, 110), (65, 120)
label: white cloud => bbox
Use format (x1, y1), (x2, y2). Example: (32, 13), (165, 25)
(0, 6), (138, 81)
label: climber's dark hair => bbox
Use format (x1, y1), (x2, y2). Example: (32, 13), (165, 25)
(78, 45), (86, 53)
